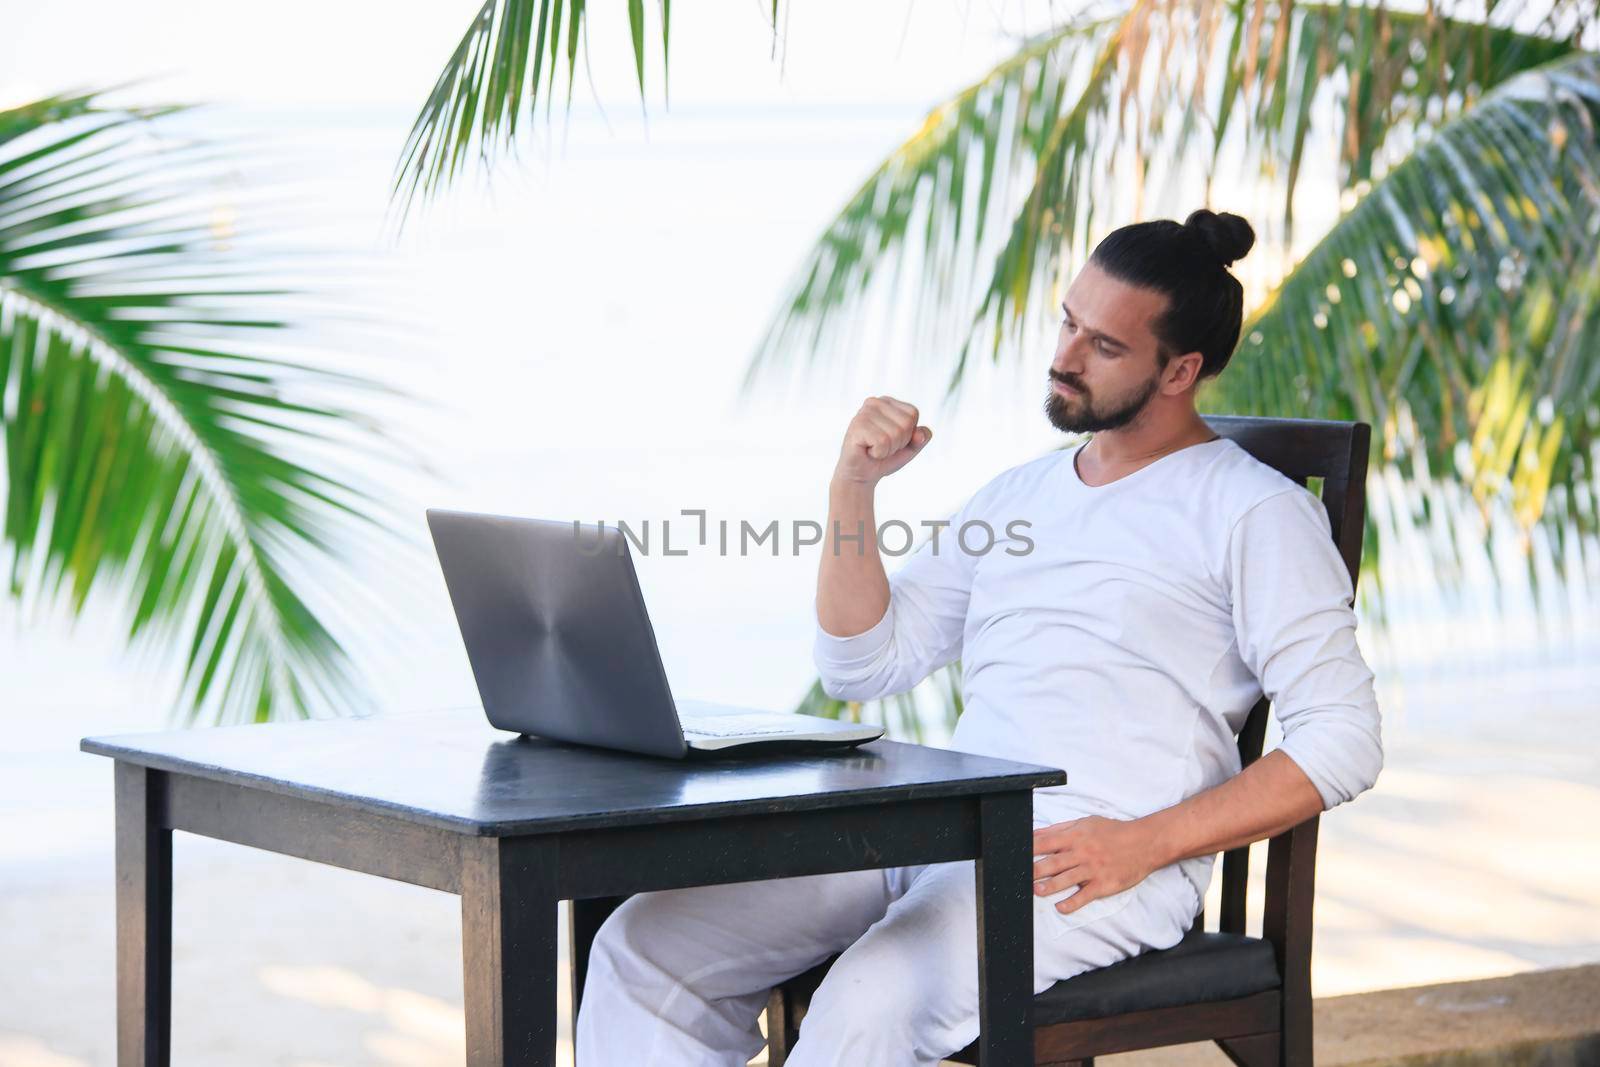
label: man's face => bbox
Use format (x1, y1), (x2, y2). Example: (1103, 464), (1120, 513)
(1044, 261), (1171, 434)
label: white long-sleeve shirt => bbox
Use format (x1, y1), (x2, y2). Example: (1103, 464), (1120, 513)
(813, 436), (1383, 908)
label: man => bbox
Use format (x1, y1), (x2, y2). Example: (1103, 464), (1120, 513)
(576, 209), (1383, 1066)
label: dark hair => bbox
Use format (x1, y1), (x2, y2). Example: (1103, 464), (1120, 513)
(1087, 209), (1255, 381)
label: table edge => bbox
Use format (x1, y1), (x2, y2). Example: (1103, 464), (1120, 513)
(80, 738), (1067, 836)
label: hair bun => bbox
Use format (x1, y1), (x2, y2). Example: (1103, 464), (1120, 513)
(1184, 209), (1255, 268)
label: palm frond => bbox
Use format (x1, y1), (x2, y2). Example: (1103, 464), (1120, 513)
(1206, 49), (1600, 609)
(1, 93), (401, 724)
(794, 661), (964, 744)
(741, 13), (1127, 393)
(743, 2), (1582, 395)
(393, 0), (686, 217)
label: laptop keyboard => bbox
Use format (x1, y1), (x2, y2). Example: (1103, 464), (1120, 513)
(680, 712), (811, 738)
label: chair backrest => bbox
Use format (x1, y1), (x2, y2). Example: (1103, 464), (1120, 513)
(1199, 415), (1371, 938)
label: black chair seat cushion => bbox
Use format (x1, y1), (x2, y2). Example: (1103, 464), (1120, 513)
(777, 930), (1279, 1031)
(1033, 929), (1281, 1025)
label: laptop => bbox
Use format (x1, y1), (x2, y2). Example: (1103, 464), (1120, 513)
(426, 508), (885, 758)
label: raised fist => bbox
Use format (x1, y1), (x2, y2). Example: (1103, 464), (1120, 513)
(834, 396), (933, 486)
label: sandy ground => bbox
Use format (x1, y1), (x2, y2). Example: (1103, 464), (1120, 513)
(4, 673), (1597, 1066)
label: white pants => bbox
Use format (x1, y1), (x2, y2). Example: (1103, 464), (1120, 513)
(575, 858), (1196, 1067)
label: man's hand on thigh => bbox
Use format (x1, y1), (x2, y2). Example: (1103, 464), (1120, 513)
(1031, 816), (1161, 916)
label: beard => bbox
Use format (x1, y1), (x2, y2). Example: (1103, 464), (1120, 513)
(1044, 370), (1160, 434)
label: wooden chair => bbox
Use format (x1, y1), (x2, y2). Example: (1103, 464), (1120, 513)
(764, 414), (1372, 1067)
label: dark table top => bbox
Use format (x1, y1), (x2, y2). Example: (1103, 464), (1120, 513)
(81, 708), (1066, 836)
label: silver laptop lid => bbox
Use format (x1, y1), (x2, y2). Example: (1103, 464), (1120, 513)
(426, 509), (689, 758)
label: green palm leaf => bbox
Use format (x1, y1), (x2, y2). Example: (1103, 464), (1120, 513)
(393, 0), (695, 216)
(743, 2), (1581, 394)
(795, 662), (964, 743)
(1, 93), (402, 724)
(741, 13), (1125, 393)
(1208, 49), (1600, 603)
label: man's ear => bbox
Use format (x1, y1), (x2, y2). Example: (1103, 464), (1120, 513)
(1162, 350), (1205, 393)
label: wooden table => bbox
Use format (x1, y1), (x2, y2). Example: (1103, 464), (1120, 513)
(81, 708), (1065, 1065)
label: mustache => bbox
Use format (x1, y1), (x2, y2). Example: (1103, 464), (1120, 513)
(1048, 370), (1087, 394)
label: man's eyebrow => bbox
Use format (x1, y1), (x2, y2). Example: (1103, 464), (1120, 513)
(1061, 301), (1131, 351)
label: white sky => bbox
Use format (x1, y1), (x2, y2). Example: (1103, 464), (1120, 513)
(2, 1), (1059, 110)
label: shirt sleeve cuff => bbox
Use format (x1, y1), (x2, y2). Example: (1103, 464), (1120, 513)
(1274, 734), (1351, 811)
(812, 599), (895, 669)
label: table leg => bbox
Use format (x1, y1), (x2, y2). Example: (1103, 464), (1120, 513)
(975, 790), (1034, 1066)
(115, 763), (171, 1067)
(461, 836), (559, 1066)
(568, 896), (627, 1034)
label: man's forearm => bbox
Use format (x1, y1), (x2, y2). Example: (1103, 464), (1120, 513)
(1032, 749), (1328, 915)
(1142, 749), (1325, 866)
(817, 395), (933, 637)
(816, 478), (890, 637)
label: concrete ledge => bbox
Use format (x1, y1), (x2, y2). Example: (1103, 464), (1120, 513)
(1096, 964), (1600, 1066)
(1363, 1034), (1600, 1067)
